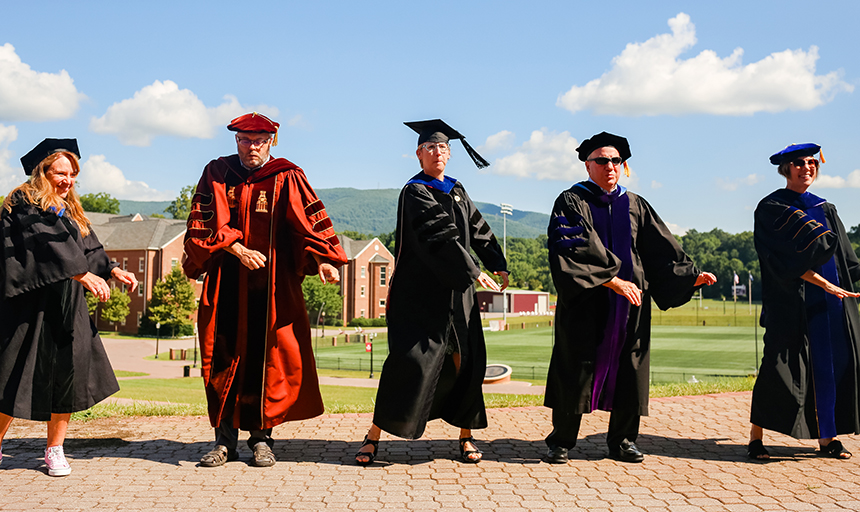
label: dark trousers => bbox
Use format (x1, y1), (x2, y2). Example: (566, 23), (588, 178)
(545, 407), (640, 450)
(215, 417), (273, 451)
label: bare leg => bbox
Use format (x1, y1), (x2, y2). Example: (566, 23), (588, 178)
(0, 413), (14, 451)
(46, 413), (71, 448)
(355, 423), (381, 463)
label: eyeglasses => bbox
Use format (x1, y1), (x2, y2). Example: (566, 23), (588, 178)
(236, 136), (272, 148)
(587, 157), (623, 166)
(420, 142), (450, 154)
(791, 158), (819, 167)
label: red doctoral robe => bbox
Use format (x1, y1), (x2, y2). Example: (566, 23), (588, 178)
(183, 155), (347, 430)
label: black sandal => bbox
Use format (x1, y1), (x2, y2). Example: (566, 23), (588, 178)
(459, 437), (483, 464)
(747, 439), (770, 460)
(355, 436), (379, 466)
(819, 440), (852, 459)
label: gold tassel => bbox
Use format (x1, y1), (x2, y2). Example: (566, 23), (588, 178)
(273, 130), (278, 146)
(819, 149), (825, 164)
(623, 161), (630, 177)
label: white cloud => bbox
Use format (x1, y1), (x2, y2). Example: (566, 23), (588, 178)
(716, 173), (764, 191)
(480, 130), (515, 153)
(664, 222), (687, 236)
(90, 80), (278, 146)
(813, 170), (860, 188)
(0, 124), (24, 193)
(490, 128), (583, 181)
(651, 180), (663, 189)
(78, 155), (175, 201)
(557, 13), (852, 116)
(0, 43), (85, 122)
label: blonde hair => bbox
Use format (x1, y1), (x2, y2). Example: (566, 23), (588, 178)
(2, 152), (92, 237)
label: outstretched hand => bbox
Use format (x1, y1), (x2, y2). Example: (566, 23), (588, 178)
(318, 263), (340, 284)
(604, 276), (642, 306)
(493, 271), (510, 291)
(695, 272), (717, 287)
(112, 267), (139, 293)
(477, 272), (501, 292)
(74, 272), (110, 302)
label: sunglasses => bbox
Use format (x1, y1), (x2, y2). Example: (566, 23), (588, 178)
(587, 157), (623, 166)
(791, 158), (819, 167)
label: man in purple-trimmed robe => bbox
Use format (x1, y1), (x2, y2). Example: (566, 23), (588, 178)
(543, 132), (716, 463)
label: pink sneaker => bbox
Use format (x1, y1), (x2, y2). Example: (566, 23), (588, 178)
(45, 446), (71, 476)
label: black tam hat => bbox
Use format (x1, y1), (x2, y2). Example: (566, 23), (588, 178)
(576, 132), (631, 162)
(404, 119), (490, 169)
(20, 138), (80, 176)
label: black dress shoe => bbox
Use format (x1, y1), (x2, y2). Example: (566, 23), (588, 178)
(545, 445), (569, 464)
(608, 440), (644, 463)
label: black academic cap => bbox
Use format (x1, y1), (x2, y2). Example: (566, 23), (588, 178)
(404, 119), (490, 169)
(576, 132), (631, 162)
(20, 138), (80, 176)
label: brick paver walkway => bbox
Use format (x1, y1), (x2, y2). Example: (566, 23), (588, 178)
(1, 392), (858, 510)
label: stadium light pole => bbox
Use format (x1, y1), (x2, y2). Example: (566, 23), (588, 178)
(500, 203), (513, 326)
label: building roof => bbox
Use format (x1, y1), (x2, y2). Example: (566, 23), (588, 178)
(86, 212), (186, 250)
(337, 235), (393, 262)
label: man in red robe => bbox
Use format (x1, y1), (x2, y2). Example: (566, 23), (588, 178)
(183, 112), (347, 467)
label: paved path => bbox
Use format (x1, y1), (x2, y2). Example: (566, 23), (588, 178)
(2, 392), (859, 510)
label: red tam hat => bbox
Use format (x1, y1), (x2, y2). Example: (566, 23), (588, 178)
(227, 112), (280, 146)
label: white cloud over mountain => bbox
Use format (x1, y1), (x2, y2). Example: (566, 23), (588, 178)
(716, 173), (764, 191)
(0, 43), (84, 122)
(90, 80), (278, 146)
(557, 13), (853, 116)
(79, 155), (175, 201)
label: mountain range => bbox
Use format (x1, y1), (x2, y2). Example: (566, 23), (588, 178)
(119, 188), (549, 239)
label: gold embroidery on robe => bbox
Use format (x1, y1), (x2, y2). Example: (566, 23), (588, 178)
(227, 186), (237, 208)
(256, 191), (268, 213)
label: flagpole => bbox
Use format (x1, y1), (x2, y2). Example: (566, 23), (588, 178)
(748, 272), (752, 314)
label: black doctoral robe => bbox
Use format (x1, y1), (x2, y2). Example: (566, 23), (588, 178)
(545, 182), (701, 416)
(752, 189), (860, 439)
(373, 173), (507, 439)
(0, 191), (119, 421)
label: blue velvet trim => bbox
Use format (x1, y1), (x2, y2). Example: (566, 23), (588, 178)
(405, 172), (458, 194)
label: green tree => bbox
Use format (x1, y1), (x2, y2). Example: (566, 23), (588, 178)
(150, 213), (166, 219)
(100, 287), (131, 330)
(146, 267), (198, 335)
(338, 230), (372, 240)
(302, 276), (343, 324)
(164, 185), (195, 220)
(80, 192), (120, 214)
(85, 291), (98, 316)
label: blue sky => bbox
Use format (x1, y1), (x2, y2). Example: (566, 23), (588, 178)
(1, 0), (858, 234)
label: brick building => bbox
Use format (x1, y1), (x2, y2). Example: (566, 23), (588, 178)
(337, 235), (393, 322)
(87, 212), (193, 333)
(475, 289), (550, 315)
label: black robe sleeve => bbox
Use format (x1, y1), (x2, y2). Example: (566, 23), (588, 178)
(400, 185), (481, 292)
(547, 190), (622, 302)
(82, 228), (118, 280)
(1, 197), (89, 299)
(754, 197), (838, 282)
(634, 196), (700, 310)
(460, 187), (507, 274)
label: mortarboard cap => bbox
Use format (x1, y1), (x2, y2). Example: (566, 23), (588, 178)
(20, 138), (80, 176)
(404, 119), (490, 169)
(769, 143), (824, 165)
(576, 131), (632, 177)
(227, 112), (280, 146)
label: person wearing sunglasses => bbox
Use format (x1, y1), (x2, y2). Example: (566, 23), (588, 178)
(543, 131), (716, 464)
(748, 143), (860, 461)
(184, 112), (347, 468)
(354, 119), (508, 465)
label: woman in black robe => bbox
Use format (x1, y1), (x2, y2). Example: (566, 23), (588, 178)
(750, 143), (860, 460)
(0, 139), (138, 476)
(354, 120), (508, 465)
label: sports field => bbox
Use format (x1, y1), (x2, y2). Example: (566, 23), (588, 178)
(312, 322), (762, 384)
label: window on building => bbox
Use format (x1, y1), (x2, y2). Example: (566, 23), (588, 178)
(360, 266), (366, 278)
(360, 309), (365, 318)
(360, 285), (365, 297)
(122, 258), (128, 270)
(138, 284), (143, 297)
(139, 257), (145, 272)
(171, 258), (179, 268)
(122, 284), (127, 293)
(379, 299), (386, 308)
(137, 312), (142, 327)
(120, 315), (126, 326)
(380, 266), (387, 286)
(196, 272), (206, 283)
